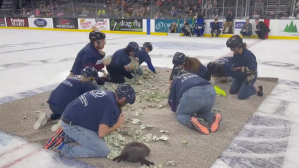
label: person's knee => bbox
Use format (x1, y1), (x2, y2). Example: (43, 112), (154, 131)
(229, 87), (239, 94)
(237, 93), (249, 100)
(95, 144), (110, 158)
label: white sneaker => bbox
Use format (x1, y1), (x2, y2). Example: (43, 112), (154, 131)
(51, 119), (62, 132)
(34, 112), (48, 130)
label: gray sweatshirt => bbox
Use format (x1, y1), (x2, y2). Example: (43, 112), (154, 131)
(241, 23), (252, 32)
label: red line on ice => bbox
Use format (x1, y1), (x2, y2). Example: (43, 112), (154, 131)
(1, 149), (43, 168)
(0, 142), (30, 158)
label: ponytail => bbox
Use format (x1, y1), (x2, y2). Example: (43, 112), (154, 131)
(184, 57), (200, 72)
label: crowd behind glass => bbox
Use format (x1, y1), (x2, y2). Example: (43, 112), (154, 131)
(0, 0), (298, 20)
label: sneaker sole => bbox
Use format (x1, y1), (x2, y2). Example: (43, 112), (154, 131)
(33, 112), (47, 130)
(191, 118), (209, 135)
(210, 114), (222, 132)
(45, 127), (63, 149)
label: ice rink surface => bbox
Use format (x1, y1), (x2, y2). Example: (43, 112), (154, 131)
(0, 29), (299, 168)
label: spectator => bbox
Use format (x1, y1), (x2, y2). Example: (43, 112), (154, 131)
(185, 7), (190, 16)
(279, 11), (289, 18)
(211, 18), (221, 37)
(294, 0), (299, 16)
(212, 0), (219, 17)
(176, 1), (184, 12)
(192, 5), (200, 15)
(183, 0), (189, 10)
(35, 8), (40, 16)
(240, 19), (252, 38)
(222, 9), (234, 34)
(80, 7), (89, 17)
(189, 1), (195, 9)
(182, 20), (192, 36)
(255, 0), (264, 17)
(255, 19), (270, 40)
(170, 6), (177, 17)
(203, 0), (212, 18)
(169, 21), (178, 33)
(267, 11), (276, 19)
(155, 0), (162, 7)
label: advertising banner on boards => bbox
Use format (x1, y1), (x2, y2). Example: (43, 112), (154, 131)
(53, 18), (78, 29)
(6, 17), (29, 27)
(110, 19), (143, 32)
(28, 18), (53, 28)
(78, 18), (110, 30)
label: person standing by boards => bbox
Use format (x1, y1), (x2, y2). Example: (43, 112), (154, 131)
(69, 31), (109, 86)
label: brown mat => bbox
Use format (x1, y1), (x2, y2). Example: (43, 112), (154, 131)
(0, 67), (278, 168)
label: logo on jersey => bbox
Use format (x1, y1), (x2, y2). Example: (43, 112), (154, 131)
(90, 90), (107, 98)
(79, 93), (88, 106)
(216, 58), (229, 65)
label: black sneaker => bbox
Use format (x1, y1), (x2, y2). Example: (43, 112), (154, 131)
(257, 85), (264, 96)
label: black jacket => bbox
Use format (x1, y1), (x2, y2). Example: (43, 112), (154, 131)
(211, 22), (220, 30)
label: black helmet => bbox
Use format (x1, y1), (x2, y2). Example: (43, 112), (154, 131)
(127, 42), (140, 53)
(143, 42), (153, 51)
(89, 31), (106, 42)
(172, 52), (185, 65)
(81, 66), (98, 78)
(226, 35), (243, 48)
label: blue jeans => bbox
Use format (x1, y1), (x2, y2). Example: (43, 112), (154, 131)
(240, 30), (252, 37)
(49, 104), (64, 120)
(229, 74), (257, 100)
(176, 85), (216, 130)
(61, 121), (110, 158)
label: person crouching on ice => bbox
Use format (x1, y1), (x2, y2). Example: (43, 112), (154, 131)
(226, 35), (264, 100)
(45, 84), (136, 158)
(168, 67), (222, 135)
(169, 52), (211, 87)
(207, 57), (234, 83)
(105, 42), (140, 83)
(34, 66), (99, 132)
(133, 42), (156, 75)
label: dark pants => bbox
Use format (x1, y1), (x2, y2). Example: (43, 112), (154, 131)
(240, 30), (252, 37)
(255, 30), (265, 39)
(182, 27), (191, 36)
(49, 104), (64, 120)
(211, 29), (221, 37)
(229, 74), (257, 100)
(106, 65), (133, 84)
(202, 71), (211, 81)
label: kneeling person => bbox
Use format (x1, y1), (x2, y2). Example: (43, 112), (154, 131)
(34, 66), (98, 132)
(168, 67), (222, 135)
(105, 42), (140, 83)
(45, 84), (136, 158)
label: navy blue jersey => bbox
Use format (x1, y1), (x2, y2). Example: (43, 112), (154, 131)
(134, 47), (156, 73)
(62, 90), (121, 133)
(211, 22), (220, 30)
(168, 73), (210, 109)
(70, 43), (105, 75)
(225, 49), (257, 79)
(110, 48), (131, 68)
(47, 76), (96, 109)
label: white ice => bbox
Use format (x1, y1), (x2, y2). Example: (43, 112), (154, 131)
(0, 29), (299, 168)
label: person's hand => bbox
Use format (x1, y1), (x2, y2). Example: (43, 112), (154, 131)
(243, 30), (246, 32)
(117, 113), (126, 126)
(124, 65), (132, 71)
(134, 57), (139, 62)
(98, 49), (106, 56)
